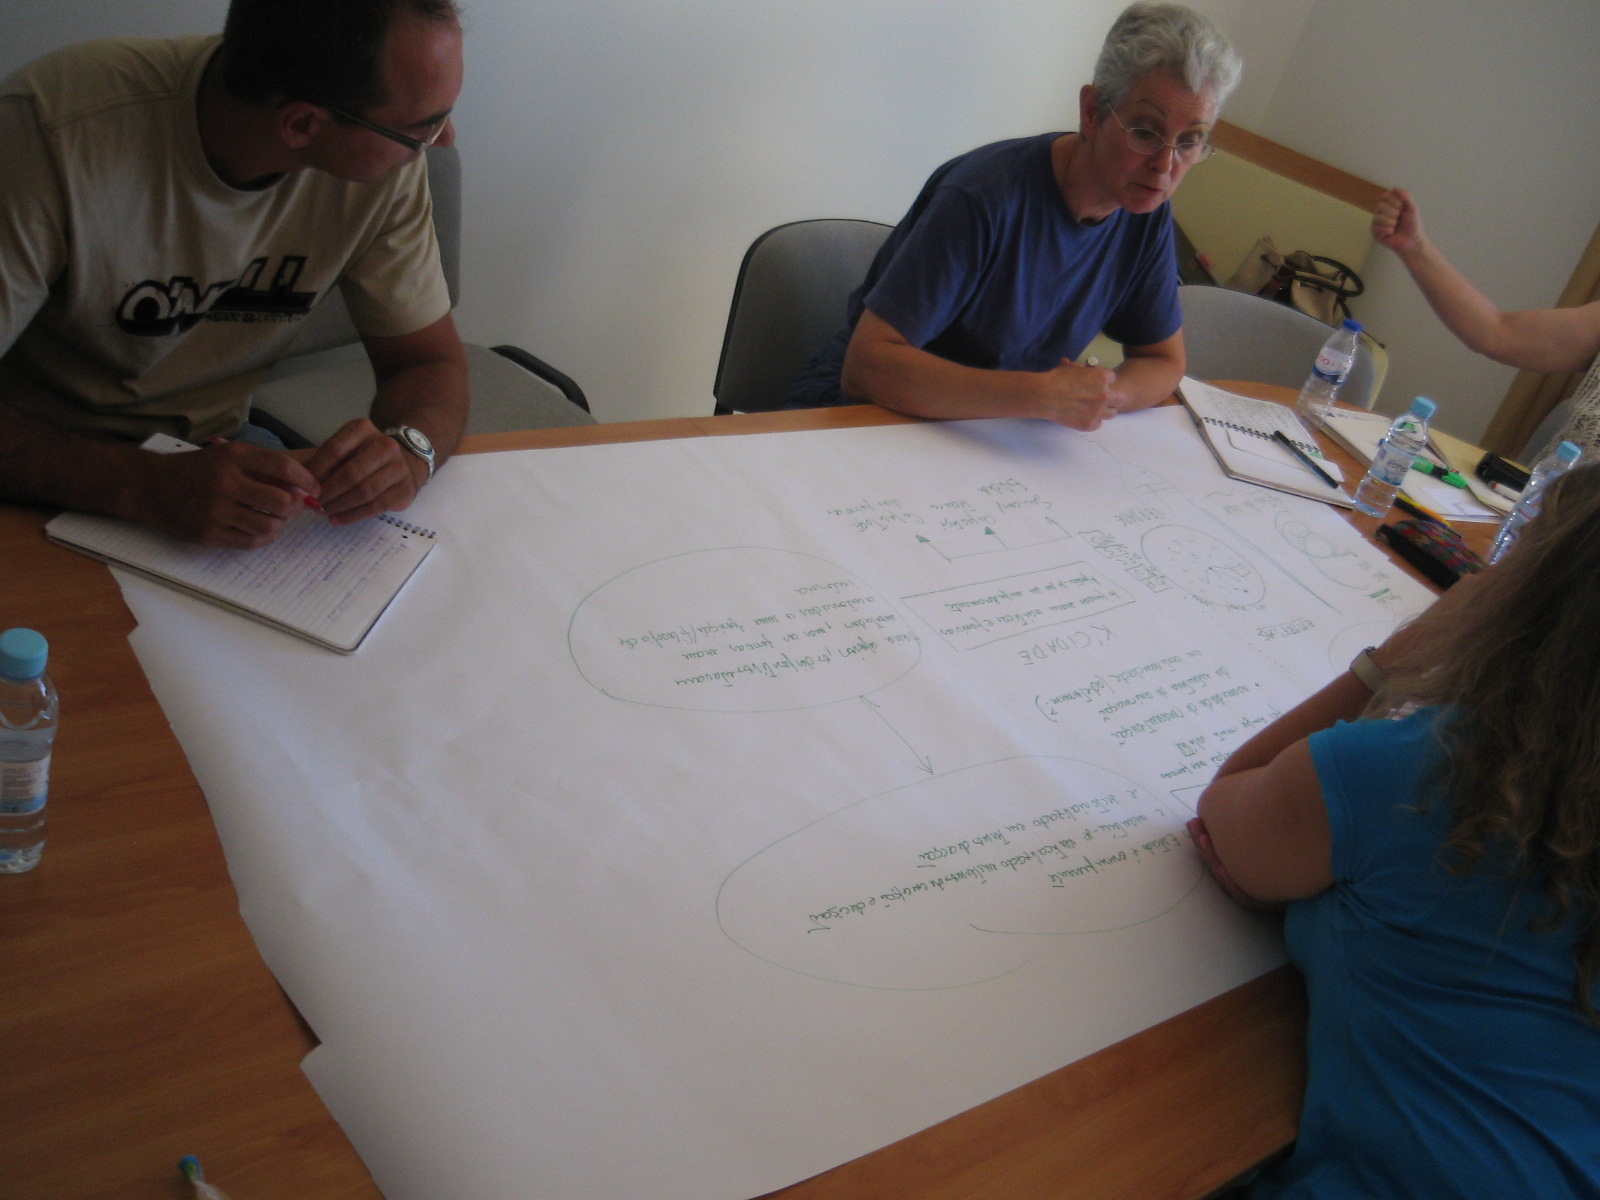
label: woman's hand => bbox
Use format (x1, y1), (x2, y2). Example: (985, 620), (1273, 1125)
(1186, 817), (1287, 912)
(1372, 187), (1424, 256)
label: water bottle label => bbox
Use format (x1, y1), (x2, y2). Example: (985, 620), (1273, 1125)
(0, 755), (49, 815)
(1313, 351), (1348, 384)
(1372, 442), (1414, 485)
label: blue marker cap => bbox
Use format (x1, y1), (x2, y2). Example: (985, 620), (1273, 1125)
(0, 628), (47, 680)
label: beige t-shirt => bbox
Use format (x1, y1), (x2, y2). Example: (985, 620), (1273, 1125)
(0, 36), (451, 442)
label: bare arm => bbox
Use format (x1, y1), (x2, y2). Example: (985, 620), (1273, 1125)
(1190, 569), (1493, 907)
(0, 397), (322, 548)
(839, 309), (1181, 429)
(304, 311), (470, 525)
(1374, 188), (1600, 373)
(0, 314), (465, 543)
(1110, 328), (1186, 412)
(1188, 670), (1367, 908)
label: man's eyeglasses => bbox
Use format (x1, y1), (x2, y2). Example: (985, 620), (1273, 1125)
(329, 107), (450, 154)
(1109, 111), (1213, 165)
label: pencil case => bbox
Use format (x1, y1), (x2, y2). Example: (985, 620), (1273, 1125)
(1375, 518), (1485, 589)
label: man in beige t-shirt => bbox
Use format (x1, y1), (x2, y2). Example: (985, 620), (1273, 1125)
(0, 0), (470, 547)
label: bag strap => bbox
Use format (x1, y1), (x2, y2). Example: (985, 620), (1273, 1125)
(1290, 256), (1365, 299)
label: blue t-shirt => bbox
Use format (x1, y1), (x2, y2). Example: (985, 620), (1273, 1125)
(1248, 709), (1600, 1199)
(788, 133), (1181, 407)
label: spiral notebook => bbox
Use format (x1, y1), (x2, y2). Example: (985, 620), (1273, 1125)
(45, 507), (438, 653)
(1177, 377), (1354, 508)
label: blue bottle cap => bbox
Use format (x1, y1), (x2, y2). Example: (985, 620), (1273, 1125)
(1341, 318), (1363, 332)
(1557, 440), (1582, 463)
(0, 628), (48, 680)
(1408, 396), (1437, 421)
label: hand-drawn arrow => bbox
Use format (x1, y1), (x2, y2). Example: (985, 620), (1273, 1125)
(860, 696), (933, 775)
(918, 524), (1064, 562)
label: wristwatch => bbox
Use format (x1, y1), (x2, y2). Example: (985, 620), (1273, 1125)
(384, 425), (436, 479)
(1349, 646), (1385, 693)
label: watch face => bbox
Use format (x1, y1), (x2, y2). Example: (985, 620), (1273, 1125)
(401, 426), (434, 456)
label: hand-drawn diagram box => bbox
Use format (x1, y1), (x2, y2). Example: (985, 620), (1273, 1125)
(901, 563), (1135, 651)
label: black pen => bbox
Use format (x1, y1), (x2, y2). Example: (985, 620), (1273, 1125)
(1271, 429), (1340, 489)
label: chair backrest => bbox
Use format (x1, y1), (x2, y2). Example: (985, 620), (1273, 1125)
(714, 218), (893, 414)
(284, 145), (463, 359)
(1178, 283), (1379, 410)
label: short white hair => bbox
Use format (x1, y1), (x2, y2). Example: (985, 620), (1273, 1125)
(1092, 3), (1242, 112)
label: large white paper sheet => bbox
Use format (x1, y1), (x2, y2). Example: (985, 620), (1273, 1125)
(121, 409), (1433, 1200)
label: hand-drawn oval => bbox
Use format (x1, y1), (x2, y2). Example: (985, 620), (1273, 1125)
(1140, 524), (1265, 608)
(716, 756), (1202, 989)
(568, 547), (920, 712)
(1274, 511), (1373, 589)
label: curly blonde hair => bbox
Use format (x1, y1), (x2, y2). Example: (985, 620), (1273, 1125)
(1376, 463), (1600, 1020)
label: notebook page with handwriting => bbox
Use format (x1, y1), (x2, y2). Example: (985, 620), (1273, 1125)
(45, 508), (436, 652)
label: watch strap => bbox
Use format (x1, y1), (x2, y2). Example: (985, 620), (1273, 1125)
(1349, 646), (1385, 693)
(383, 425), (435, 478)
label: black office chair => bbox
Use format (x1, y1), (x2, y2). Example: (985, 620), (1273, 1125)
(249, 144), (593, 447)
(713, 218), (892, 415)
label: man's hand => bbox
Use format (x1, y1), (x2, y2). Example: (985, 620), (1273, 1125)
(141, 441), (322, 549)
(1038, 360), (1124, 430)
(1372, 187), (1423, 256)
(305, 419), (426, 526)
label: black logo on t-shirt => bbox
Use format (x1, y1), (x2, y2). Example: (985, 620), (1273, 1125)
(115, 256), (318, 336)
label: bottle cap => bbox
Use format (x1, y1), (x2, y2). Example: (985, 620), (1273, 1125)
(0, 628), (48, 680)
(1557, 440), (1582, 464)
(1408, 396), (1437, 421)
(1341, 319), (1363, 332)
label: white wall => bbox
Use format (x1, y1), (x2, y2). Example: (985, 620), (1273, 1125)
(454, 0), (1321, 422)
(8, 2), (1594, 436)
(0, 0), (1298, 424)
(455, 0), (1135, 421)
(1244, 0), (1600, 442)
(1199, 0), (1315, 130)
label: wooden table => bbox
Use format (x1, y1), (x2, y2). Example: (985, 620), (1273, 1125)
(0, 391), (1487, 1200)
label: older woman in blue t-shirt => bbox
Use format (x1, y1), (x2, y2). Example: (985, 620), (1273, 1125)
(1191, 465), (1600, 1197)
(791, 3), (1241, 428)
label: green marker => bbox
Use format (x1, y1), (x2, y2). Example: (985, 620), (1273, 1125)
(1412, 457), (1468, 488)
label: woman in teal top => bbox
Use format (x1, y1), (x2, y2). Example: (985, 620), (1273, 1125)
(1191, 464), (1600, 1197)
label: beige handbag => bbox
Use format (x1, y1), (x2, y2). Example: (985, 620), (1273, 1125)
(1227, 235), (1364, 327)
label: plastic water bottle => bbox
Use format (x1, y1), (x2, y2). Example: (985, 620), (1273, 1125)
(1352, 396), (1437, 517)
(1488, 440), (1582, 564)
(1294, 319), (1364, 427)
(0, 629), (58, 873)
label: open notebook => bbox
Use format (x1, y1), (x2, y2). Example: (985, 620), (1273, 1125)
(1319, 408), (1507, 521)
(1177, 378), (1353, 507)
(46, 508), (437, 652)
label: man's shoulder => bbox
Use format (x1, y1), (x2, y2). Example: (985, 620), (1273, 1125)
(3, 36), (215, 130)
